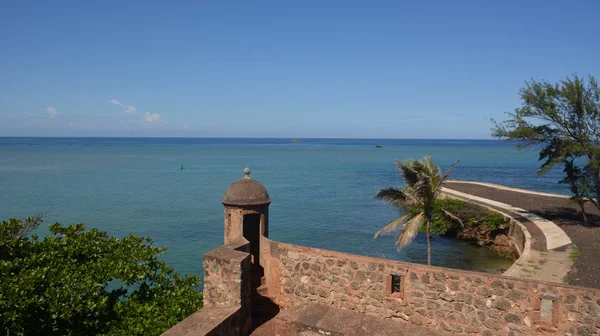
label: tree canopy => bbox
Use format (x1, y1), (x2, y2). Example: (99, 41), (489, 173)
(0, 215), (203, 336)
(492, 74), (600, 221)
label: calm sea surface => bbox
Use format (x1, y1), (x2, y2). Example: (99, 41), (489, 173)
(0, 138), (567, 275)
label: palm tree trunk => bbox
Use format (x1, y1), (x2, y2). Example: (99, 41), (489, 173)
(426, 215), (432, 266)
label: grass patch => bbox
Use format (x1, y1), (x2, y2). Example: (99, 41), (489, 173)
(521, 268), (533, 274)
(563, 275), (571, 284)
(538, 259), (547, 265)
(569, 247), (582, 262)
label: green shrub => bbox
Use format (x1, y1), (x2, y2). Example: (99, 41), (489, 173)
(0, 216), (203, 336)
(409, 199), (509, 234)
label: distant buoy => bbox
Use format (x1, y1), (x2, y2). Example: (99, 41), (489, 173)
(180, 164), (184, 170)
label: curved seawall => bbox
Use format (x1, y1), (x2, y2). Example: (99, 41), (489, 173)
(442, 181), (574, 284)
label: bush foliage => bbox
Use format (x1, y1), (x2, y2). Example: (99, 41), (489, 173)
(0, 215), (203, 336)
(408, 199), (509, 235)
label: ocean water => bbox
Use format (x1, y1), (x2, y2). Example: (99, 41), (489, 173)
(0, 138), (567, 276)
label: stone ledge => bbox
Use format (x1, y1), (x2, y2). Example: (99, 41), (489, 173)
(205, 245), (250, 264)
(162, 306), (240, 336)
(225, 237), (250, 253)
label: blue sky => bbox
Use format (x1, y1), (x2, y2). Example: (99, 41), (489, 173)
(1, 0), (598, 138)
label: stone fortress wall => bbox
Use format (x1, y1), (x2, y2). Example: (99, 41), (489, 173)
(265, 240), (600, 335)
(164, 170), (600, 336)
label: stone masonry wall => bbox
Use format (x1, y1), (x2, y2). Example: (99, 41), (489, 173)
(203, 245), (251, 309)
(270, 241), (600, 335)
(163, 244), (252, 336)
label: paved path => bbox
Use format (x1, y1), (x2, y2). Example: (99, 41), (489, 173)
(442, 181), (575, 284)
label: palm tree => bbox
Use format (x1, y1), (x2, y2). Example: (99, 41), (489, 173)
(373, 156), (459, 266)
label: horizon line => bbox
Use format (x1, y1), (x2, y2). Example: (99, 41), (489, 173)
(0, 136), (502, 141)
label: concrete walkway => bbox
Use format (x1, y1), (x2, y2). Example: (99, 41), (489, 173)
(442, 181), (575, 284)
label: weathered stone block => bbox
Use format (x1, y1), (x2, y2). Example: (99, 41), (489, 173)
(576, 325), (594, 336)
(449, 281), (460, 291)
(465, 294), (474, 305)
(507, 290), (525, 300)
(427, 300), (440, 310)
(504, 313), (521, 323)
(478, 287), (493, 297)
(493, 297), (511, 311)
(451, 324), (463, 333)
(464, 325), (480, 333)
(439, 322), (451, 331)
(491, 280), (504, 288)
(440, 292), (455, 302)
(483, 317), (502, 330)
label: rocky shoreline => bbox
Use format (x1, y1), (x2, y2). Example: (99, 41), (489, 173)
(454, 225), (519, 260)
(430, 197), (520, 262)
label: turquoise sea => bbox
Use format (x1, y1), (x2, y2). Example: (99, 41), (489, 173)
(0, 138), (567, 276)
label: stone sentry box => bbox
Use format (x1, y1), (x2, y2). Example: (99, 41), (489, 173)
(222, 168), (271, 268)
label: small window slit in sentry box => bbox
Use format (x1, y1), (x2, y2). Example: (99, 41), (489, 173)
(391, 275), (401, 293)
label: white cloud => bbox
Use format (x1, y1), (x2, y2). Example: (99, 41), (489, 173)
(110, 99), (136, 114)
(144, 112), (167, 123)
(109, 99), (123, 107)
(124, 105), (136, 114)
(46, 106), (58, 118)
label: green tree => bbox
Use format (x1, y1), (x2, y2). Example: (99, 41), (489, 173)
(0, 215), (203, 336)
(373, 156), (458, 265)
(492, 74), (600, 223)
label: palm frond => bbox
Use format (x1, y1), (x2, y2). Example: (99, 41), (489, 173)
(396, 159), (421, 187)
(401, 187), (419, 205)
(433, 160), (460, 194)
(396, 212), (424, 251)
(413, 172), (433, 202)
(441, 208), (464, 228)
(373, 214), (411, 238)
(373, 187), (409, 207)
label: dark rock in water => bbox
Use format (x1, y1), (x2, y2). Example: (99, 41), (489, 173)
(375, 145), (382, 148)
